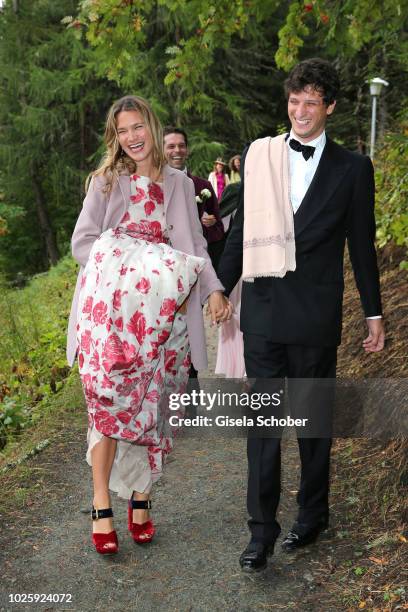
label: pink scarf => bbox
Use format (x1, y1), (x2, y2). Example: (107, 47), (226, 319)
(242, 135), (296, 280)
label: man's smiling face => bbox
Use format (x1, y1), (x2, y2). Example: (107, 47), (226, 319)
(164, 132), (188, 170)
(287, 85), (336, 143)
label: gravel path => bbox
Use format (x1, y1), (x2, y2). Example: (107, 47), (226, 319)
(0, 322), (340, 612)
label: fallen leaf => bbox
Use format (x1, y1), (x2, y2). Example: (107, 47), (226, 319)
(369, 556), (387, 565)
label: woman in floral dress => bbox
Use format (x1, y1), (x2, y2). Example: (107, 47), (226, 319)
(67, 96), (231, 554)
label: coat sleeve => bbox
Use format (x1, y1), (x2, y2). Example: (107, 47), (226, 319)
(184, 177), (224, 303)
(205, 183), (221, 218)
(203, 182), (225, 241)
(216, 146), (248, 295)
(71, 175), (109, 267)
(346, 156), (382, 317)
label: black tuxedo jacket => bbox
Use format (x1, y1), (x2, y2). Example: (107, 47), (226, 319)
(217, 137), (382, 347)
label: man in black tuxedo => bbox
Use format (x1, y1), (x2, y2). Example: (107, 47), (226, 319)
(217, 58), (385, 572)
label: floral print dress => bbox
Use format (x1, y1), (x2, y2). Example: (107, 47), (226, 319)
(76, 174), (205, 497)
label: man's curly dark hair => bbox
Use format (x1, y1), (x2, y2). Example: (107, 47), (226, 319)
(284, 58), (340, 106)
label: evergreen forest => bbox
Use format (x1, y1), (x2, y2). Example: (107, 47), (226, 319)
(0, 0), (406, 278)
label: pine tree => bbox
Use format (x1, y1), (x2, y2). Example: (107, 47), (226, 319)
(0, 0), (117, 278)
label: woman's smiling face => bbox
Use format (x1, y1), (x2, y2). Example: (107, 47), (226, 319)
(116, 110), (154, 167)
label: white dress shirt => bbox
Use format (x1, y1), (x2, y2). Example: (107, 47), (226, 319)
(288, 129), (326, 214)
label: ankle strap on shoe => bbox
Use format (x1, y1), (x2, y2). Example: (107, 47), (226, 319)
(130, 499), (152, 510)
(92, 507), (114, 520)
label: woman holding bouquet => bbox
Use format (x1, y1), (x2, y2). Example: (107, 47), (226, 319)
(67, 95), (231, 554)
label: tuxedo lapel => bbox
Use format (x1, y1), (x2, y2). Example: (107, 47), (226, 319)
(294, 138), (351, 237)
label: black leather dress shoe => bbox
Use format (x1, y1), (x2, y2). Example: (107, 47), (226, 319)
(281, 520), (329, 552)
(239, 540), (274, 572)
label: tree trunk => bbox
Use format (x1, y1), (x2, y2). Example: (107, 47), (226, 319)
(79, 103), (86, 203)
(79, 104), (86, 174)
(31, 168), (60, 266)
(12, 0), (19, 13)
(355, 84), (365, 154)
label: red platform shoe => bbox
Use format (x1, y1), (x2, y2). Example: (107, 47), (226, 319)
(92, 507), (119, 555)
(128, 498), (155, 544)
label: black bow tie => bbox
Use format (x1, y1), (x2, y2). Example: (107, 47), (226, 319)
(289, 138), (315, 161)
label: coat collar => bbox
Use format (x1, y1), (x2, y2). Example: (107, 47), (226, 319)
(293, 137), (351, 237)
(118, 173), (130, 210)
(163, 163), (177, 213)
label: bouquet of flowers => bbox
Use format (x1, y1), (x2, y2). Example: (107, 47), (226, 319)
(196, 188), (211, 204)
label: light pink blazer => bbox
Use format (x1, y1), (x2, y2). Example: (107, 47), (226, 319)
(66, 164), (224, 370)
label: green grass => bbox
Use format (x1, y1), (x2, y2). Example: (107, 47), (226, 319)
(0, 256), (79, 447)
(0, 372), (86, 514)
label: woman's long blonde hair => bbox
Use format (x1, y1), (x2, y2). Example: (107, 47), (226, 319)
(86, 95), (165, 192)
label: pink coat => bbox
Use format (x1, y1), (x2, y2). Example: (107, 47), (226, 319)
(66, 164), (224, 370)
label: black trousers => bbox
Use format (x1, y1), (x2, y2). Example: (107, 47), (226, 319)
(243, 333), (337, 544)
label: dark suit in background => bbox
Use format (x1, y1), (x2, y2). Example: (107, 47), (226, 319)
(187, 172), (225, 272)
(186, 172), (225, 384)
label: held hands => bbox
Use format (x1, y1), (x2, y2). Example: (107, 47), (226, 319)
(363, 318), (385, 353)
(206, 291), (233, 325)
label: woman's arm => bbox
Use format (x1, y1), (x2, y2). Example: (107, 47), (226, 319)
(71, 175), (109, 267)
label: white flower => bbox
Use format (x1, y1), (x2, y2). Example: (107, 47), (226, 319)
(195, 195), (202, 204)
(201, 188), (211, 199)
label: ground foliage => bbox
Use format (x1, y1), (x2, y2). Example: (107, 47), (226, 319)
(326, 437), (407, 610)
(326, 250), (408, 610)
(374, 109), (408, 267)
(0, 257), (77, 449)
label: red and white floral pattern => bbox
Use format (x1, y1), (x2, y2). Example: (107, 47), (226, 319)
(77, 175), (205, 480)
